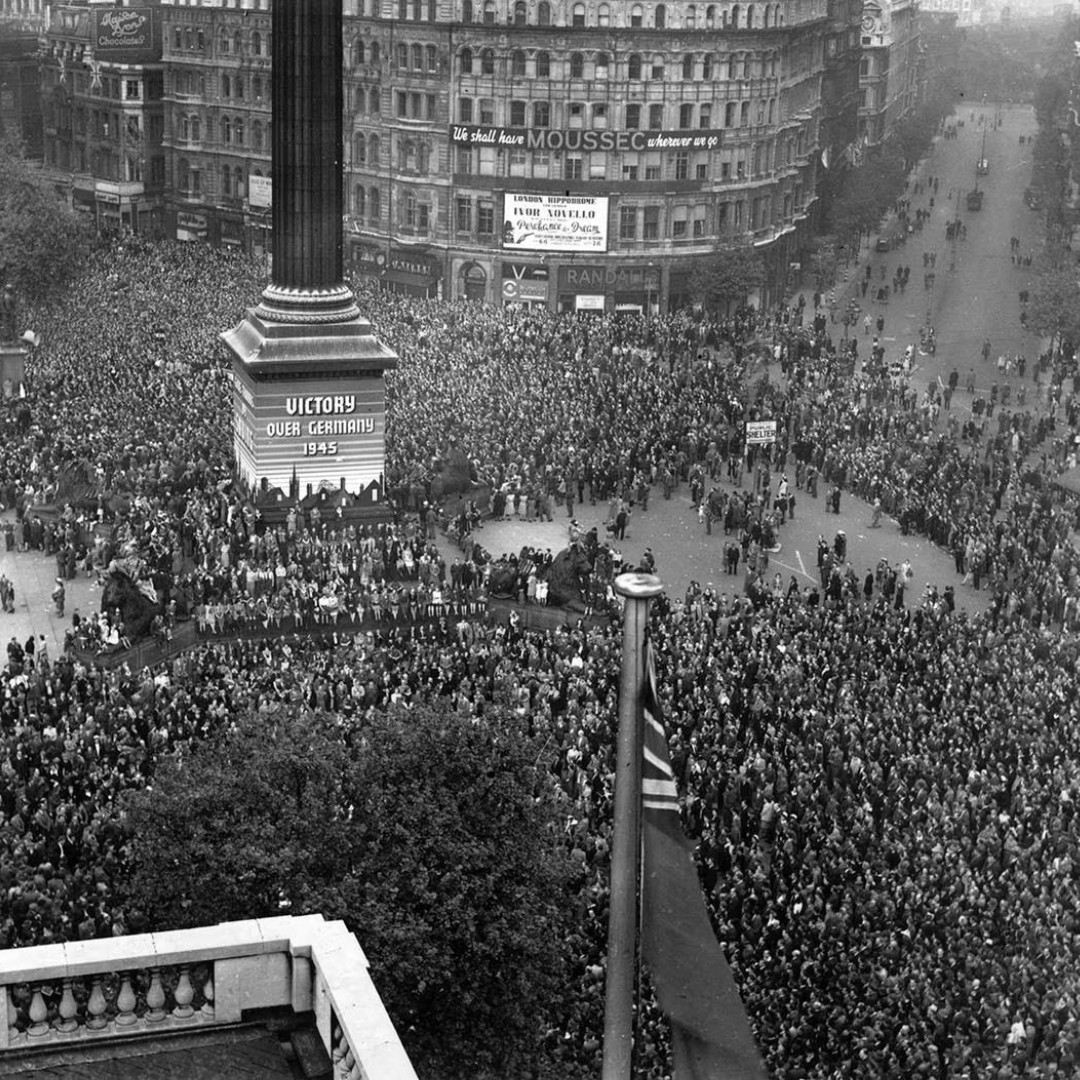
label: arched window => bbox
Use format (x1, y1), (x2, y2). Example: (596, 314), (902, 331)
(628, 53), (642, 79)
(355, 133), (367, 164)
(483, 0), (495, 22)
(222, 74), (232, 98)
(651, 54), (664, 79)
(762, 4), (769, 25)
(595, 51), (609, 76)
(252, 121), (263, 151)
(251, 31), (262, 55)
(630, 3), (644, 24)
(191, 115), (200, 140)
(370, 87), (381, 112)
(417, 143), (431, 173)
(177, 158), (190, 191)
(462, 0), (473, 19)
(746, 3), (754, 26)
(572, 2), (586, 25)
(370, 41), (380, 62)
(730, 4), (739, 27)
(412, 43), (423, 69)
(706, 4), (716, 27)
(511, 49), (526, 76)
(480, 48), (495, 74)
(354, 185), (366, 217)
(180, 115), (190, 140)
(536, 50), (550, 76)
(699, 102), (711, 127)
(682, 53), (693, 79)
(428, 0), (437, 18)
(234, 167), (245, 197)
(233, 30), (242, 54)
(222, 164), (232, 195)
(252, 76), (263, 100)
(702, 53), (713, 79)
(459, 47), (473, 73)
(598, 2), (611, 25)
(426, 45), (438, 70)
(397, 43), (408, 68)
(726, 53), (736, 78)
(369, 186), (380, 221)
(513, 0), (527, 23)
(570, 52), (584, 78)
(222, 115), (232, 144)
(537, 0), (551, 24)
(234, 117), (244, 145)
(686, 4), (696, 27)
(655, 3), (666, 27)
(218, 30), (229, 54)
(173, 25), (182, 50)
(398, 0), (407, 17)
(369, 135), (380, 164)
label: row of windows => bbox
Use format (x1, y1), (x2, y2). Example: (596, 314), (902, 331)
(458, 0), (785, 30)
(457, 96), (780, 129)
(450, 140), (799, 180)
(351, 133), (435, 173)
(175, 159), (268, 198)
(169, 25), (268, 58)
(395, 42), (441, 71)
(175, 114), (270, 152)
(461, 47), (780, 79)
(174, 70), (269, 103)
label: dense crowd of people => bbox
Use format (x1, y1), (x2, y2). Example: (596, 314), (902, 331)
(0, 229), (1079, 1077)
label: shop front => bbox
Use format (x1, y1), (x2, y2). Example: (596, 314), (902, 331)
(347, 240), (386, 286)
(556, 264), (661, 315)
(176, 210), (208, 243)
(499, 261), (549, 309)
(383, 245), (442, 299)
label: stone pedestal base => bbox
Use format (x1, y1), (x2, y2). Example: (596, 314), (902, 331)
(222, 307), (398, 509)
(0, 344), (26, 400)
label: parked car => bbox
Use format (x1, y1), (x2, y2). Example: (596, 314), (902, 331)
(874, 237), (891, 253)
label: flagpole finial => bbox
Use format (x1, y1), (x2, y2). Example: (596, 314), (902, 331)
(614, 572), (664, 600)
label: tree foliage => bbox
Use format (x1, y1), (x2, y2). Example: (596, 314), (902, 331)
(1026, 266), (1080, 348)
(687, 234), (766, 313)
(0, 134), (90, 310)
(121, 703), (575, 1080)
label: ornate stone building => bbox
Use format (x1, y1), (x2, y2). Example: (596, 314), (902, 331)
(40, 4), (166, 233)
(344, 0), (846, 309)
(858, 0), (921, 150)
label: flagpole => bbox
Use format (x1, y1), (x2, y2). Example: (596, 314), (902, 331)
(602, 571), (664, 1080)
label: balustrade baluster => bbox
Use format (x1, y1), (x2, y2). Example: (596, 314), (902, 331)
(115, 975), (137, 1027)
(86, 977), (108, 1030)
(54, 979), (78, 1033)
(172, 966), (194, 1020)
(200, 970), (214, 1019)
(145, 969), (166, 1023)
(26, 988), (48, 1038)
(5, 987), (22, 1044)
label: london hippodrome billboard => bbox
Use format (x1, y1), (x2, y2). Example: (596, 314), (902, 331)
(502, 193), (610, 253)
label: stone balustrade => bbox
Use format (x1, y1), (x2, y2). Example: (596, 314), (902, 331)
(0, 914), (418, 1080)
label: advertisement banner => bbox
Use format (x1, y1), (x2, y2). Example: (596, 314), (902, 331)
(450, 125), (723, 153)
(503, 193), (609, 254)
(248, 175), (272, 209)
(232, 373), (387, 494)
(746, 420), (777, 445)
(90, 7), (161, 62)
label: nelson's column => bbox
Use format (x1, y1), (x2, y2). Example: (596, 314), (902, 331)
(223, 0), (397, 515)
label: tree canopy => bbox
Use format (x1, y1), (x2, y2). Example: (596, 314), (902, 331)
(121, 703), (576, 1080)
(1026, 265), (1080, 349)
(687, 234), (766, 313)
(0, 134), (90, 311)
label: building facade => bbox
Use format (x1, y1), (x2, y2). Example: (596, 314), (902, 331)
(858, 0), (921, 149)
(344, 0), (844, 310)
(40, 3), (166, 233)
(43, 1), (862, 313)
(161, 0), (271, 249)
